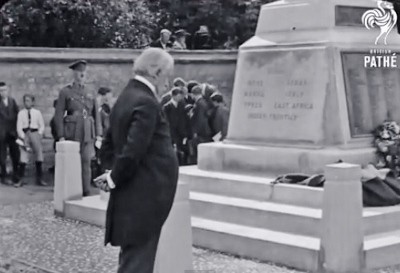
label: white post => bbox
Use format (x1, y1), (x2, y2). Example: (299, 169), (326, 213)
(319, 163), (364, 273)
(54, 141), (82, 216)
(153, 181), (194, 273)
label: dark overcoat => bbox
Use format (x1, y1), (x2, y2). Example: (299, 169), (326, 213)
(191, 97), (212, 140)
(0, 97), (18, 141)
(100, 79), (179, 247)
(162, 100), (190, 147)
(211, 105), (230, 140)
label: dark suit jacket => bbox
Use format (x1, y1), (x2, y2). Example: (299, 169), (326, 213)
(0, 97), (19, 141)
(160, 92), (172, 106)
(191, 97), (212, 140)
(211, 105), (230, 140)
(150, 39), (173, 49)
(100, 79), (179, 247)
(162, 100), (190, 147)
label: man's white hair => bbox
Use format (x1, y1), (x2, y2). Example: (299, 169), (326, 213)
(133, 48), (174, 79)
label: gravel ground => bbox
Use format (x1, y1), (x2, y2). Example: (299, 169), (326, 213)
(0, 202), (302, 273)
(0, 201), (399, 273)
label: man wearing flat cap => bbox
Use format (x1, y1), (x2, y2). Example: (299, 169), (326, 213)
(54, 60), (102, 196)
(172, 29), (189, 50)
(150, 29), (173, 50)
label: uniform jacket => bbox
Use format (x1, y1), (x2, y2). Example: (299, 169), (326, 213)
(54, 83), (102, 143)
(191, 97), (212, 140)
(162, 100), (190, 146)
(0, 97), (19, 140)
(100, 79), (179, 247)
(211, 105), (230, 140)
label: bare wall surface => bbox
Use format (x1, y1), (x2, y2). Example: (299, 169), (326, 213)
(0, 47), (237, 165)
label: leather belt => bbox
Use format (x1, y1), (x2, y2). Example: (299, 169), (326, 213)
(23, 128), (38, 133)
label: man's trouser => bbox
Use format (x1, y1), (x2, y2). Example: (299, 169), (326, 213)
(19, 130), (43, 164)
(117, 232), (161, 273)
(81, 141), (95, 196)
(0, 134), (20, 180)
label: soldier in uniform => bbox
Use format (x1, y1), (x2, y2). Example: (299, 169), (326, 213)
(54, 60), (102, 196)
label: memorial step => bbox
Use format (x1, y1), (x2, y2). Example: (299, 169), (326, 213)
(197, 142), (376, 175)
(190, 192), (321, 237)
(180, 166), (324, 208)
(364, 206), (400, 236)
(64, 196), (106, 227)
(365, 230), (400, 270)
(191, 217), (320, 272)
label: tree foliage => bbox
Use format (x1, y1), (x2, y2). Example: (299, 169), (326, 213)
(0, 0), (275, 48)
(149, 0), (274, 48)
(0, 0), (157, 48)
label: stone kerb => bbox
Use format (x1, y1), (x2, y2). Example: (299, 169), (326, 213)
(319, 163), (364, 273)
(54, 141), (83, 216)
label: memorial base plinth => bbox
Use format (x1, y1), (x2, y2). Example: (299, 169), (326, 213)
(54, 141), (82, 216)
(198, 142), (376, 175)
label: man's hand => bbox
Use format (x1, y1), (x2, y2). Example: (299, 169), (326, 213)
(95, 137), (102, 149)
(93, 173), (111, 192)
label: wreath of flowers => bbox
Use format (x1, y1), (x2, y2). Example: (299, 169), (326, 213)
(373, 121), (400, 176)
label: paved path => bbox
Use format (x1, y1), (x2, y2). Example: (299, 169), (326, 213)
(0, 172), (54, 205)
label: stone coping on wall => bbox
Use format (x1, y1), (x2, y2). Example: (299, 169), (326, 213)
(0, 47), (238, 64)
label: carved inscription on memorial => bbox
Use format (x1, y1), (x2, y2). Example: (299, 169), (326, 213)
(244, 77), (316, 123)
(228, 49), (329, 143)
(342, 52), (400, 137)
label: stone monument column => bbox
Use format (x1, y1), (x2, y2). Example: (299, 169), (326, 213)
(54, 141), (83, 216)
(198, 0), (400, 175)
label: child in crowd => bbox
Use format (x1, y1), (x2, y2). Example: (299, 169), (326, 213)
(16, 94), (47, 187)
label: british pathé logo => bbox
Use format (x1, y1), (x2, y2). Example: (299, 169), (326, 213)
(364, 49), (397, 68)
(362, 0), (397, 45)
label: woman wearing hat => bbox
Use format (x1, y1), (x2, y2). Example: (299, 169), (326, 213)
(172, 29), (189, 50)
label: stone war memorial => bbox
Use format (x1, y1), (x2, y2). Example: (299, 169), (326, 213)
(180, 0), (400, 272)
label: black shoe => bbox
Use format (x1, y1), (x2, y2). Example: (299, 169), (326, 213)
(36, 178), (48, 187)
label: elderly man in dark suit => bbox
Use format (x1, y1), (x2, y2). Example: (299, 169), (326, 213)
(0, 82), (20, 186)
(95, 48), (178, 273)
(150, 29), (173, 50)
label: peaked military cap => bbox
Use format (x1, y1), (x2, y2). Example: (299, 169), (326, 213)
(69, 60), (87, 71)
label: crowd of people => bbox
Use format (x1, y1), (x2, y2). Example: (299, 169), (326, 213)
(149, 25), (234, 50)
(0, 83), (47, 187)
(0, 59), (230, 192)
(160, 77), (230, 166)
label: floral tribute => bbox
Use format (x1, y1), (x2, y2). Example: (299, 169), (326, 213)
(373, 121), (400, 176)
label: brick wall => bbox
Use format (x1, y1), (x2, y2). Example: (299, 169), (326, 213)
(0, 47), (237, 166)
